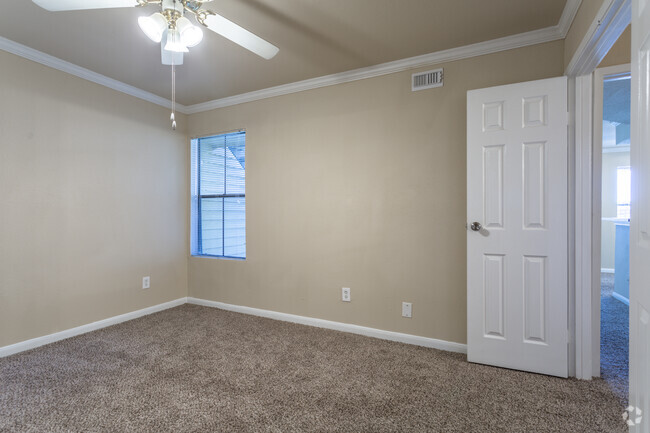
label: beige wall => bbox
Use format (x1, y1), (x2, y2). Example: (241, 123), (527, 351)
(564, 0), (606, 70)
(188, 41), (565, 345)
(0, 51), (188, 347)
(601, 151), (630, 270)
(598, 25), (631, 68)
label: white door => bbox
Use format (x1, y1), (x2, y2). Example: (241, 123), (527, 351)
(467, 77), (568, 377)
(630, 0), (650, 429)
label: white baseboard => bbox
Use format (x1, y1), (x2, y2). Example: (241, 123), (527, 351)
(611, 292), (630, 306)
(0, 297), (188, 358)
(187, 297), (467, 354)
(0, 296), (467, 358)
(601, 268), (615, 274)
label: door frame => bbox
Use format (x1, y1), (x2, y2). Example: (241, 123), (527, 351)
(566, 0), (631, 379)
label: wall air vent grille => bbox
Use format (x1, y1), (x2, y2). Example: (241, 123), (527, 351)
(412, 68), (444, 91)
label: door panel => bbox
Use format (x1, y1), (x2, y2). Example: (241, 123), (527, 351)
(523, 255), (547, 343)
(523, 141), (546, 228)
(483, 145), (505, 228)
(484, 254), (505, 338)
(467, 77), (568, 377)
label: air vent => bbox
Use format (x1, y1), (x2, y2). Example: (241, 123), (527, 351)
(412, 68), (443, 91)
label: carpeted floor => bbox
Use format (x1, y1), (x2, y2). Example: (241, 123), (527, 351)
(600, 272), (629, 404)
(0, 304), (627, 432)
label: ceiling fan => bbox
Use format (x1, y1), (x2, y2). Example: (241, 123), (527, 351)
(32, 0), (279, 128)
(32, 0), (279, 63)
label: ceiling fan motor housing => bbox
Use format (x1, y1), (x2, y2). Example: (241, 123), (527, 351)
(161, 0), (184, 16)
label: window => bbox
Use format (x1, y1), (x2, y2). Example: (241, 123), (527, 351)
(617, 166), (631, 220)
(191, 131), (246, 259)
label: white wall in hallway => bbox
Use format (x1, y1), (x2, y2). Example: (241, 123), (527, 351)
(601, 151), (630, 270)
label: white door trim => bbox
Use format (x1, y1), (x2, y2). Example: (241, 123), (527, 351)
(565, 0), (632, 76)
(573, 73), (595, 380)
(567, 0), (631, 379)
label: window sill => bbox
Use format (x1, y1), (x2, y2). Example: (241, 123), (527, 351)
(191, 254), (246, 261)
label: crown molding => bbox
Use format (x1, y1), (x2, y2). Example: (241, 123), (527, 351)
(185, 25), (565, 114)
(184, 0), (582, 114)
(0, 36), (189, 114)
(1, 0), (580, 115)
(558, 0), (583, 38)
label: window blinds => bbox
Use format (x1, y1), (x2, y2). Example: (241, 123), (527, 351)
(196, 131), (246, 259)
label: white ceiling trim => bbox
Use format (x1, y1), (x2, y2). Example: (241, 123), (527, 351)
(0, 0), (581, 115)
(558, 0), (583, 37)
(185, 0), (582, 114)
(186, 26), (565, 114)
(0, 35), (189, 114)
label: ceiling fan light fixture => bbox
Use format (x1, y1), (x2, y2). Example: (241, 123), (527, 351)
(138, 12), (167, 43)
(176, 16), (203, 48)
(161, 30), (184, 65)
(32, 0), (280, 131)
(164, 28), (189, 53)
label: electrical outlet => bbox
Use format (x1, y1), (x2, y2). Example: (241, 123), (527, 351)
(402, 302), (412, 318)
(342, 287), (351, 302)
(142, 276), (150, 289)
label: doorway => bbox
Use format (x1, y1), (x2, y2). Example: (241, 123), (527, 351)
(598, 69), (630, 404)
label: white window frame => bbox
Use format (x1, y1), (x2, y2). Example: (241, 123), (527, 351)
(190, 130), (246, 260)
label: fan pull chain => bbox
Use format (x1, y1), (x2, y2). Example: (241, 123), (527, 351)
(170, 62), (177, 130)
(170, 0), (178, 130)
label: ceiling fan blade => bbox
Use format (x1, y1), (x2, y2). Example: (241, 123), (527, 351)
(32, 0), (138, 12)
(203, 14), (279, 60)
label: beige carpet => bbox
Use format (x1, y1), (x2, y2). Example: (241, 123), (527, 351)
(0, 304), (626, 432)
(600, 272), (628, 404)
